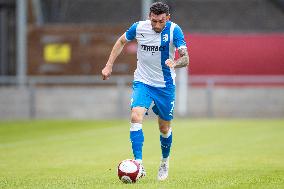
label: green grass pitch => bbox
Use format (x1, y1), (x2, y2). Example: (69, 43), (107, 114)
(0, 119), (284, 188)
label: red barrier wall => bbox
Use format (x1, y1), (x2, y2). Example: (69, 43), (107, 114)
(185, 34), (284, 75)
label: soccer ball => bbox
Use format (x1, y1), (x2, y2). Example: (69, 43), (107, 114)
(117, 159), (142, 183)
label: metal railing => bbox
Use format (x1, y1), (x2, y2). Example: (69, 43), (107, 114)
(2, 75), (284, 85)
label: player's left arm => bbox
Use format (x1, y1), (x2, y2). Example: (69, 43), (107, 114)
(175, 48), (189, 68)
(165, 48), (189, 68)
(165, 24), (189, 69)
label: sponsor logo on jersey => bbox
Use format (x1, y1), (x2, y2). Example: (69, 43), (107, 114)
(141, 45), (166, 52)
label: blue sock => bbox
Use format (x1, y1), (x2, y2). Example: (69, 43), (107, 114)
(130, 123), (144, 161)
(160, 129), (172, 159)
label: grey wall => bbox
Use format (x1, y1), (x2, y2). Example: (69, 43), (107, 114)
(0, 87), (30, 119)
(186, 87), (284, 118)
(0, 86), (283, 119)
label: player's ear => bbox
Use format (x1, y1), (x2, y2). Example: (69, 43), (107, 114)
(166, 14), (170, 20)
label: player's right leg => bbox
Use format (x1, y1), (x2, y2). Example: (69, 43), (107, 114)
(130, 107), (147, 163)
(130, 107), (147, 178)
(129, 81), (152, 177)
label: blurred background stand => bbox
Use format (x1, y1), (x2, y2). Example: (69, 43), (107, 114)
(0, 0), (284, 119)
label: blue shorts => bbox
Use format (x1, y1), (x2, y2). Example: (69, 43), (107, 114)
(130, 81), (175, 121)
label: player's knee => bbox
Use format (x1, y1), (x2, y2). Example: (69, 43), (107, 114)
(159, 125), (170, 135)
(131, 111), (143, 123)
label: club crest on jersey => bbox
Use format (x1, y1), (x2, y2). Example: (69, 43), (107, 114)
(163, 34), (168, 42)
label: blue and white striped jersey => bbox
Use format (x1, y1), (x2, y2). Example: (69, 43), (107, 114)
(125, 20), (187, 87)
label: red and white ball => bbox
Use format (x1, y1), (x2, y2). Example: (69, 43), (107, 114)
(117, 159), (142, 183)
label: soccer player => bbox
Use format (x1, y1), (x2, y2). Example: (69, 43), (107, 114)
(102, 2), (189, 181)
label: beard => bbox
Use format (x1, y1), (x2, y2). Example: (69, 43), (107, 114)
(153, 27), (162, 33)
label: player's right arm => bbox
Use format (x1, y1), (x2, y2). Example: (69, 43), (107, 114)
(101, 33), (128, 80)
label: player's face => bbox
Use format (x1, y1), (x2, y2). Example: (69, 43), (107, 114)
(149, 13), (170, 33)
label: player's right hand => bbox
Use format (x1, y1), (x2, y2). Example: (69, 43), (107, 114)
(101, 65), (112, 80)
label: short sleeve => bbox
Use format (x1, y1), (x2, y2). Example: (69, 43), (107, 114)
(173, 25), (187, 49)
(125, 22), (139, 41)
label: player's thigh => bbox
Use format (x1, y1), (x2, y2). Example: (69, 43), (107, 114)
(130, 81), (152, 109)
(151, 86), (175, 121)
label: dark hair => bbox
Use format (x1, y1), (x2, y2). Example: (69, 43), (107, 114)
(150, 2), (170, 16)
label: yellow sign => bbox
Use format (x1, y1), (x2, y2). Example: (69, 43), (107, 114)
(44, 43), (71, 63)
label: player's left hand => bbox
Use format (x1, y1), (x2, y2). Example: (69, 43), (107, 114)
(165, 59), (176, 68)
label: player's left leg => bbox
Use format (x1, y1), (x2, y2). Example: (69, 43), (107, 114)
(159, 118), (172, 161)
(157, 118), (172, 181)
(150, 85), (175, 181)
